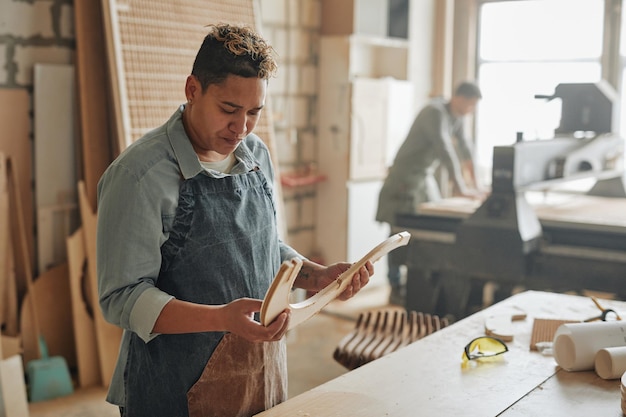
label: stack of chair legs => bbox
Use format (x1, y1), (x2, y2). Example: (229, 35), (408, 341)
(333, 308), (449, 370)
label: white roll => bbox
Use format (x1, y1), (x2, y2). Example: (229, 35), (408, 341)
(595, 347), (626, 379)
(553, 321), (626, 371)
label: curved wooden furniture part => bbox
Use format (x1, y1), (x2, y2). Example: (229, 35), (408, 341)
(260, 231), (411, 329)
(333, 308), (449, 370)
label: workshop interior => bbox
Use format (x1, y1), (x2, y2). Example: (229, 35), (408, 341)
(3, 0), (626, 416)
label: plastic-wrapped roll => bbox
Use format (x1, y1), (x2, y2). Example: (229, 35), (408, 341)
(595, 346), (626, 379)
(553, 321), (626, 371)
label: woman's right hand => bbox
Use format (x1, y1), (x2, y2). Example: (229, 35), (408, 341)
(220, 298), (290, 342)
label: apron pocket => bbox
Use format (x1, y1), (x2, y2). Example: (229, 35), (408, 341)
(186, 333), (286, 417)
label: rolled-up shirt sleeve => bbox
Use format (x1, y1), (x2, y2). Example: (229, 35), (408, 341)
(97, 160), (176, 343)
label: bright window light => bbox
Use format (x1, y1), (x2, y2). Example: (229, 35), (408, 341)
(476, 0), (605, 185)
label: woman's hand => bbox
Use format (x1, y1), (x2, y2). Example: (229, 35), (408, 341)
(295, 260), (374, 301)
(219, 298), (290, 342)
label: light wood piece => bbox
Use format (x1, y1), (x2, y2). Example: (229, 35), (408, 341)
(73, 0), (114, 209)
(0, 153), (9, 333)
(0, 154), (18, 338)
(484, 307), (528, 342)
(260, 232), (410, 330)
(6, 157), (42, 359)
(20, 263), (76, 369)
(0, 89), (33, 300)
(256, 291), (626, 416)
(66, 227), (101, 388)
(78, 181), (122, 387)
(1, 237), (18, 338)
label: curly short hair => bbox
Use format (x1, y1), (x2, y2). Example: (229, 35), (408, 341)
(191, 23), (278, 90)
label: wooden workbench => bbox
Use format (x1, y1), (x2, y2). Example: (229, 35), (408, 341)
(418, 193), (626, 231)
(256, 291), (626, 416)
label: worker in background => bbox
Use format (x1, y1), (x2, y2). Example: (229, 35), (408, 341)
(96, 23), (373, 417)
(376, 81), (483, 305)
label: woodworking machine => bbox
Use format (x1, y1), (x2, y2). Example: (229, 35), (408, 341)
(397, 82), (626, 319)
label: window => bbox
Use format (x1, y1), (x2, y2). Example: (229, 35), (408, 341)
(475, 0), (607, 185)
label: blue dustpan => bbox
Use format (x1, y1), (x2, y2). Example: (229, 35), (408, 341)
(27, 336), (74, 402)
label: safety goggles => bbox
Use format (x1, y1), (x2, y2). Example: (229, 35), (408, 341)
(462, 336), (508, 363)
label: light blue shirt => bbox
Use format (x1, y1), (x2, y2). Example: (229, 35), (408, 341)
(96, 104), (301, 405)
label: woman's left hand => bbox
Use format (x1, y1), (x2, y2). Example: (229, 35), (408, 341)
(297, 260), (373, 301)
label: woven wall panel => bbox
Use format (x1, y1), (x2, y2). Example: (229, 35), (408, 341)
(102, 0), (286, 237)
(103, 0), (275, 154)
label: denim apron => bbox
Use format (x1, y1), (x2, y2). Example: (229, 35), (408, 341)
(122, 167), (286, 417)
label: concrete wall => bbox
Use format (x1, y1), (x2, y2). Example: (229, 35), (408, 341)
(0, 0), (74, 88)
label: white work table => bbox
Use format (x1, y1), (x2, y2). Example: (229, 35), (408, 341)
(256, 291), (626, 416)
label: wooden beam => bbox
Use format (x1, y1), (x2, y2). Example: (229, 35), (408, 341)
(74, 0), (115, 208)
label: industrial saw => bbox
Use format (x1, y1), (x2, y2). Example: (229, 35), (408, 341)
(397, 82), (626, 320)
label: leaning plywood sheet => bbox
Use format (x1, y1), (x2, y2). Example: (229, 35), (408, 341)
(1, 155), (19, 338)
(0, 89), (33, 296)
(74, 1), (114, 210)
(67, 227), (101, 388)
(20, 262), (77, 369)
(34, 64), (80, 273)
(0, 154), (8, 331)
(78, 181), (122, 387)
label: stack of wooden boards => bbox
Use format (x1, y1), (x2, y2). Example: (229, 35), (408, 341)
(334, 308), (449, 370)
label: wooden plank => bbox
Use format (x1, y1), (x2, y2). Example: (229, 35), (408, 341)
(0, 89), (33, 298)
(36, 204), (78, 275)
(73, 0), (114, 209)
(1, 242), (18, 338)
(78, 181), (122, 387)
(419, 193), (626, 230)
(0, 153), (8, 331)
(0, 335), (21, 360)
(532, 193), (626, 229)
(19, 262), (77, 369)
(0, 157), (19, 354)
(7, 157), (42, 359)
(66, 227), (101, 388)
(34, 64), (80, 272)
